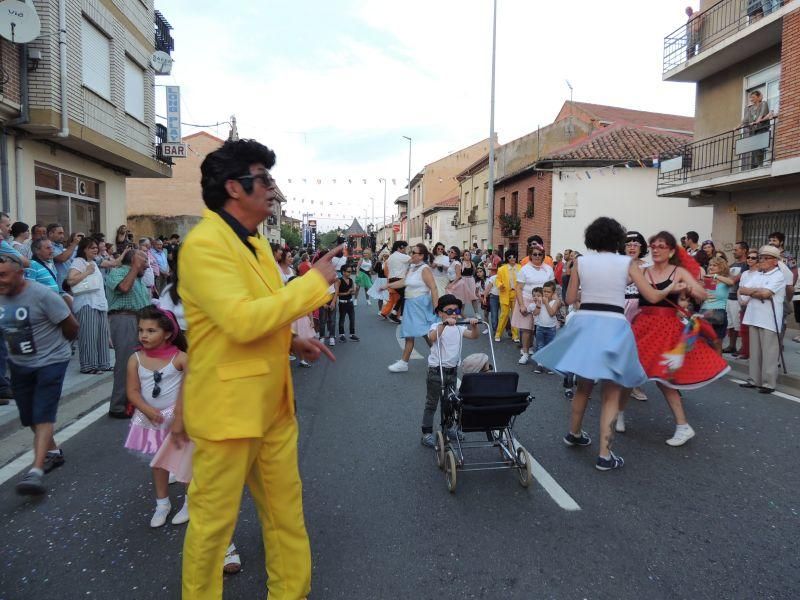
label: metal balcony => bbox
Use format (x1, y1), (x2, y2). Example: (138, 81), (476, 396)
(657, 118), (777, 193)
(154, 123), (173, 166)
(154, 10), (174, 54)
(663, 0), (788, 82)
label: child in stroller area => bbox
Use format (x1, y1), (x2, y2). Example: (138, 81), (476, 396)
(420, 294), (480, 448)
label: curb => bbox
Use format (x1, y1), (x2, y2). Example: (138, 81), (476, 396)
(725, 356), (800, 395)
(0, 372), (113, 441)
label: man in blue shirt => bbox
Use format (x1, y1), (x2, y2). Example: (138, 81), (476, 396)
(46, 223), (80, 288)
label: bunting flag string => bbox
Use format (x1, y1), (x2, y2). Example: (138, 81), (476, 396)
(556, 157), (660, 181)
(279, 176), (406, 185)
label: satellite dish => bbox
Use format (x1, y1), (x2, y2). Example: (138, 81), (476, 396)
(0, 0), (40, 44)
(149, 50), (173, 75)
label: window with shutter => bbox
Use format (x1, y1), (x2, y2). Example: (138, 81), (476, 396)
(125, 57), (145, 121)
(82, 19), (111, 99)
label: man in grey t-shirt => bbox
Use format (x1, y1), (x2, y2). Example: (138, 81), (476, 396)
(0, 256), (78, 495)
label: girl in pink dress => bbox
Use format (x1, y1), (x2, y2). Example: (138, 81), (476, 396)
(124, 306), (189, 528)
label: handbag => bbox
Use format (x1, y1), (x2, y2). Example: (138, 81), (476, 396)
(72, 272), (102, 295)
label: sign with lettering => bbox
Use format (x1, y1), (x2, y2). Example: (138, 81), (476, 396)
(150, 50), (173, 75)
(165, 86), (181, 143)
(160, 143), (187, 158)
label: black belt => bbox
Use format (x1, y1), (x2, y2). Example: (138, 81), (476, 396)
(624, 294), (640, 299)
(430, 366), (457, 373)
(580, 303), (624, 314)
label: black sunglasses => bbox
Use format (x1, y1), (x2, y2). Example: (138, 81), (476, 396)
(531, 252), (543, 257)
(152, 370), (162, 399)
(747, 255), (758, 260)
(237, 172), (276, 189)
(442, 308), (461, 315)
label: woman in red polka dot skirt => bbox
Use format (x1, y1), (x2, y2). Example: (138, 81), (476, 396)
(631, 231), (730, 447)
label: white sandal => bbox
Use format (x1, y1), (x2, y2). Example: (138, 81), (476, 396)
(223, 543), (241, 574)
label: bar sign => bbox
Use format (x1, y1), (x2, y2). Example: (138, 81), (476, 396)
(166, 86), (181, 143)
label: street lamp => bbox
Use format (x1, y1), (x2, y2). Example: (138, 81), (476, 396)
(486, 0), (497, 251)
(402, 135), (412, 238)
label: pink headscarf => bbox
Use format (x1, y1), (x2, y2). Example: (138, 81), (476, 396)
(139, 308), (181, 360)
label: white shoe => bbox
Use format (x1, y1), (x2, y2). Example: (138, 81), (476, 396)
(328, 337), (335, 346)
(630, 388), (648, 401)
(367, 299), (372, 306)
(388, 360), (409, 372)
(666, 425), (695, 447)
(615, 412), (626, 433)
(289, 354), (296, 361)
(494, 337), (501, 342)
(518, 354), (529, 365)
(168, 472), (177, 485)
(171, 499), (189, 525)
(353, 299), (358, 306)
(150, 501), (172, 528)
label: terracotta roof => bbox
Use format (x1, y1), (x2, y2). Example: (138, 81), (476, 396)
(183, 131), (226, 143)
(558, 101), (694, 134)
(423, 196), (459, 214)
(542, 123), (690, 163)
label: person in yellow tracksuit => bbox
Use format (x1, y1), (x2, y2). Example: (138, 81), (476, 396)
(494, 250), (521, 342)
(175, 139), (340, 600)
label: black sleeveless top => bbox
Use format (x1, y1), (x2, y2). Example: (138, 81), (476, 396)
(638, 267), (680, 308)
(338, 277), (353, 299)
(462, 263), (474, 277)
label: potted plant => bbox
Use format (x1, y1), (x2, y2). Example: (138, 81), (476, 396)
(524, 206), (534, 219)
(499, 213), (521, 237)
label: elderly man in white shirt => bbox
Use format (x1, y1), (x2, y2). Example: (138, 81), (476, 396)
(739, 245), (786, 393)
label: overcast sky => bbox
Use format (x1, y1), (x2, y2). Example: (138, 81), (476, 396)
(158, 0), (696, 231)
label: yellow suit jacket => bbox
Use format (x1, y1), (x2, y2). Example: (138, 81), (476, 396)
(495, 264), (521, 305)
(179, 209), (331, 441)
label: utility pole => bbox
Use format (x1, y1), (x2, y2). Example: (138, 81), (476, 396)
(486, 0), (498, 251)
(403, 136), (412, 239)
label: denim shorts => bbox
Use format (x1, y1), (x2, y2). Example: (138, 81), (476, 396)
(10, 360), (69, 427)
(535, 325), (557, 350)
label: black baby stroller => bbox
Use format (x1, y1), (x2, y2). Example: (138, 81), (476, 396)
(433, 319), (534, 493)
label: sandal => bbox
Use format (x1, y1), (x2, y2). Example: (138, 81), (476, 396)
(223, 543), (241, 574)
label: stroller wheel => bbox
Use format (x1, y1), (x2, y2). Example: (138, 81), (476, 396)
(445, 449), (457, 493)
(516, 446), (533, 488)
(435, 432), (446, 470)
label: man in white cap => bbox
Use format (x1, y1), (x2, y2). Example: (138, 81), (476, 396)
(739, 245), (785, 393)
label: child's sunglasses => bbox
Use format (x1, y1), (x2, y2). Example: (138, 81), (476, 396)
(442, 308), (461, 315)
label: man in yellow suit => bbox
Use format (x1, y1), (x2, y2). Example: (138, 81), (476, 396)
(494, 249), (521, 343)
(176, 139), (340, 599)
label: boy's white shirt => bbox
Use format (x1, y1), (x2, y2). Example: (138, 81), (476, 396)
(428, 322), (468, 368)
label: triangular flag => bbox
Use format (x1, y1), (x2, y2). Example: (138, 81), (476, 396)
(585, 171), (591, 179)
(288, 178), (292, 183)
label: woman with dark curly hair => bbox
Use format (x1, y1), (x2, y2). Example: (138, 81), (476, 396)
(535, 217), (677, 471)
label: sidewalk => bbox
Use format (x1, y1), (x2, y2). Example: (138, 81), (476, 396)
(725, 327), (800, 393)
(0, 351), (115, 436)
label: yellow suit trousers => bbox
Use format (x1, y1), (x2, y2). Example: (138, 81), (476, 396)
(182, 407), (310, 600)
(495, 297), (519, 341)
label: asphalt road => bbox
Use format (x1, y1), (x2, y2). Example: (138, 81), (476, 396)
(1, 302), (799, 599)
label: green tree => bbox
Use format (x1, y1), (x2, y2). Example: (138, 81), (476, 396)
(280, 224), (301, 248)
(319, 229), (342, 249)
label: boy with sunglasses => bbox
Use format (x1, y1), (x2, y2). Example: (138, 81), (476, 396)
(420, 294), (480, 448)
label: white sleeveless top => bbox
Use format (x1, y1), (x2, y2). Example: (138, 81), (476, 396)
(135, 352), (182, 411)
(577, 253), (631, 309)
(405, 263), (431, 299)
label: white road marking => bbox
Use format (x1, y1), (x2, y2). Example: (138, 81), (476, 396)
(530, 457), (582, 511)
(0, 402), (109, 486)
(728, 377), (800, 405)
(395, 325), (423, 359)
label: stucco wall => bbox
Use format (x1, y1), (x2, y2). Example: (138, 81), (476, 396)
(550, 168), (713, 254)
(126, 132), (222, 217)
(8, 138), (126, 234)
(709, 184), (800, 247)
(695, 45), (781, 140)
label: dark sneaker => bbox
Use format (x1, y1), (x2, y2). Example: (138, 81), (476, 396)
(43, 451), (65, 473)
(338, 334), (346, 343)
(596, 453), (624, 471)
(16, 471), (46, 495)
(563, 431), (591, 447)
(758, 386), (775, 394)
(349, 335), (360, 342)
(739, 381), (758, 389)
(388, 314), (401, 324)
(420, 433), (436, 448)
